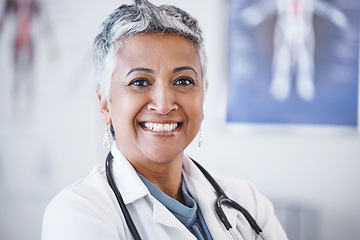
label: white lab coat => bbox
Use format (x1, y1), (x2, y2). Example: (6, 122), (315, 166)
(42, 145), (287, 240)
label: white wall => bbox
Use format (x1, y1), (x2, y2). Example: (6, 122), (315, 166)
(0, 0), (359, 240)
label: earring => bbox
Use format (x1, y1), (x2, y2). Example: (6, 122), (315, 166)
(198, 129), (203, 148)
(103, 126), (111, 149)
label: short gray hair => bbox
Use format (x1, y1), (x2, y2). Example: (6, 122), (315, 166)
(92, 0), (207, 100)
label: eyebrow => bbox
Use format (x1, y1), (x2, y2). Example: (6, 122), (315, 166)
(126, 66), (198, 76)
(173, 66), (198, 76)
(126, 67), (154, 76)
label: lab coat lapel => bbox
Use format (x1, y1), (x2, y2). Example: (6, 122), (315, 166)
(112, 147), (187, 227)
(151, 198), (182, 228)
(151, 199), (198, 239)
(110, 147), (197, 239)
(111, 146), (148, 204)
(183, 157), (240, 240)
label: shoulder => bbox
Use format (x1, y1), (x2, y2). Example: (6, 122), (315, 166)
(46, 165), (110, 210)
(213, 174), (258, 197)
(211, 173), (273, 215)
(42, 165), (125, 240)
(211, 173), (264, 209)
(213, 174), (288, 239)
(184, 158), (272, 214)
(184, 158), (261, 204)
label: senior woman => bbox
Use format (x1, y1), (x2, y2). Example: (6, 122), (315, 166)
(42, 0), (287, 239)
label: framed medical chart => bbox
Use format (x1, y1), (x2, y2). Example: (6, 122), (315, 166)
(226, 0), (359, 126)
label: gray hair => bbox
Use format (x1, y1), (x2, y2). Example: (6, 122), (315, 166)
(92, 0), (207, 100)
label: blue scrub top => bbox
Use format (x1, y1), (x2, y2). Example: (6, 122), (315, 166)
(137, 173), (213, 240)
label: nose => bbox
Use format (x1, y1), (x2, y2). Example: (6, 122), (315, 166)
(147, 84), (178, 115)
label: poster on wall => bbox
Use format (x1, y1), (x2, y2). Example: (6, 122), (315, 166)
(226, 0), (359, 126)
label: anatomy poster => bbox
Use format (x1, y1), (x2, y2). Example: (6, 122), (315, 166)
(226, 0), (359, 126)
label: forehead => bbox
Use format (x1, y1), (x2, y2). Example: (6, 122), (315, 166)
(115, 33), (202, 72)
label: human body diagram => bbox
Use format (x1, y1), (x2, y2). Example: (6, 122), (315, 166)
(0, 0), (39, 101)
(238, 0), (350, 102)
(0, 0), (55, 117)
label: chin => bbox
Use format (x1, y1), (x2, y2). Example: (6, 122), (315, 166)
(143, 147), (184, 164)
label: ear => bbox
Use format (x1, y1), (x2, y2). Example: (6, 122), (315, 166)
(97, 91), (111, 124)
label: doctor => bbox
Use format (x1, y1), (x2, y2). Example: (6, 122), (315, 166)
(41, 0), (287, 239)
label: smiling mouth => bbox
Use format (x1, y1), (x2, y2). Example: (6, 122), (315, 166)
(139, 122), (182, 132)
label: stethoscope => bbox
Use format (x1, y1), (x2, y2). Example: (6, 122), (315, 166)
(105, 152), (266, 240)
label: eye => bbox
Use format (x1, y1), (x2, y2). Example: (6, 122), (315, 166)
(173, 77), (195, 86)
(129, 78), (151, 87)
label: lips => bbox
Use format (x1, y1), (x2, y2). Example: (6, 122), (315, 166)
(139, 122), (182, 132)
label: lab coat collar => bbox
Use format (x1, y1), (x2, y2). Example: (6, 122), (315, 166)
(110, 145), (193, 232)
(110, 145), (149, 204)
(110, 145), (239, 237)
(183, 156), (240, 240)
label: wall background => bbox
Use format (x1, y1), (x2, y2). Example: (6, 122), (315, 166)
(0, 0), (359, 240)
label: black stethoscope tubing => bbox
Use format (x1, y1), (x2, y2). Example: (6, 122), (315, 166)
(191, 159), (265, 240)
(106, 152), (142, 240)
(105, 152), (265, 240)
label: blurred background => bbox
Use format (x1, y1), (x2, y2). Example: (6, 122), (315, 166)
(0, 0), (359, 239)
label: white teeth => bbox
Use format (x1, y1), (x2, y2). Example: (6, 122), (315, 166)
(143, 123), (178, 132)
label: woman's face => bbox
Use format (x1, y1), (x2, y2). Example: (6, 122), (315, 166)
(99, 33), (204, 167)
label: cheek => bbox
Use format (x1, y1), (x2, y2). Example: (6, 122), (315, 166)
(186, 95), (204, 125)
(110, 94), (146, 130)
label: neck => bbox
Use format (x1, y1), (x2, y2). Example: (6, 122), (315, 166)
(130, 155), (185, 203)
